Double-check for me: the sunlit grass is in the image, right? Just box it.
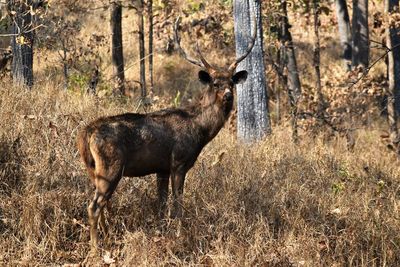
[0,82,399,266]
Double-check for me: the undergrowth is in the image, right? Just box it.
[0,84,399,266]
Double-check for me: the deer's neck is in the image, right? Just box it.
[195,102,232,143]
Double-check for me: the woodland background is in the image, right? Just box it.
[0,0,399,266]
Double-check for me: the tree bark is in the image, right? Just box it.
[8,0,34,88]
[313,0,324,113]
[352,0,369,68]
[388,0,400,114]
[335,0,352,71]
[148,0,154,95]
[110,0,125,95]
[61,39,68,90]
[137,0,146,98]
[386,0,400,153]
[280,0,301,142]
[233,0,271,142]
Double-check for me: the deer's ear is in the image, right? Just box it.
[198,70,212,84]
[232,70,248,84]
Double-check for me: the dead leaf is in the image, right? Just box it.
[103,251,115,264]
[212,151,226,166]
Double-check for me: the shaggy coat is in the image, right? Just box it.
[77,69,248,250]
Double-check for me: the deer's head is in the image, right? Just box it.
[197,68,247,115]
[174,18,256,115]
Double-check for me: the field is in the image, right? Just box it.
[1,1,400,266]
[0,83,399,266]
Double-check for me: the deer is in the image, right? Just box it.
[77,17,257,252]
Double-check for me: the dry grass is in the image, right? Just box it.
[1,1,399,266]
[0,81,399,267]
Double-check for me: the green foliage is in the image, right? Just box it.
[68,72,89,92]
[0,15,11,33]
[154,0,168,9]
[337,166,350,178]
[331,181,346,195]
[219,0,232,6]
[335,166,355,186]
[185,0,204,14]
[173,90,182,107]
[97,81,112,96]
[68,71,112,96]
[376,180,385,193]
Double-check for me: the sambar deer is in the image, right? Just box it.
[77,18,256,251]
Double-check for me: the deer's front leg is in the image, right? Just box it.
[170,170,186,218]
[157,173,170,219]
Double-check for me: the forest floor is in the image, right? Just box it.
[0,83,399,266]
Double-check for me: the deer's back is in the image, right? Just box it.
[85,110,205,177]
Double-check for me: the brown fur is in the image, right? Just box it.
[77,69,248,251]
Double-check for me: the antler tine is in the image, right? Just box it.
[173,17,204,68]
[195,41,213,72]
[228,13,258,72]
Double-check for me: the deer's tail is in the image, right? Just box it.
[77,126,96,181]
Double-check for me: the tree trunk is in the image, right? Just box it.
[335,0,352,71]
[352,0,369,68]
[148,0,154,95]
[137,0,146,98]
[280,0,301,143]
[8,0,34,88]
[387,0,400,114]
[233,0,271,142]
[313,0,324,114]
[386,0,400,153]
[61,39,68,90]
[110,0,125,95]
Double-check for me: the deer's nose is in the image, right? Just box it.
[223,91,233,102]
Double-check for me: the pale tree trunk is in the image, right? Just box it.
[8,0,34,88]
[352,0,369,68]
[385,0,400,154]
[110,0,125,95]
[137,0,146,98]
[280,0,301,143]
[233,0,271,142]
[335,0,352,71]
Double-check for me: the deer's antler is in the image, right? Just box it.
[174,17,214,73]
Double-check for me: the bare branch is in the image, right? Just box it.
[347,43,400,90]
[0,24,46,37]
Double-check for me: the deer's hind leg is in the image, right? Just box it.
[87,159,123,252]
[87,135,126,252]
[88,190,107,252]
[98,200,113,246]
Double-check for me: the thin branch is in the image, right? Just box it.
[298,111,351,133]
[346,43,400,90]
[105,53,154,82]
[368,36,388,48]
[0,24,46,37]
